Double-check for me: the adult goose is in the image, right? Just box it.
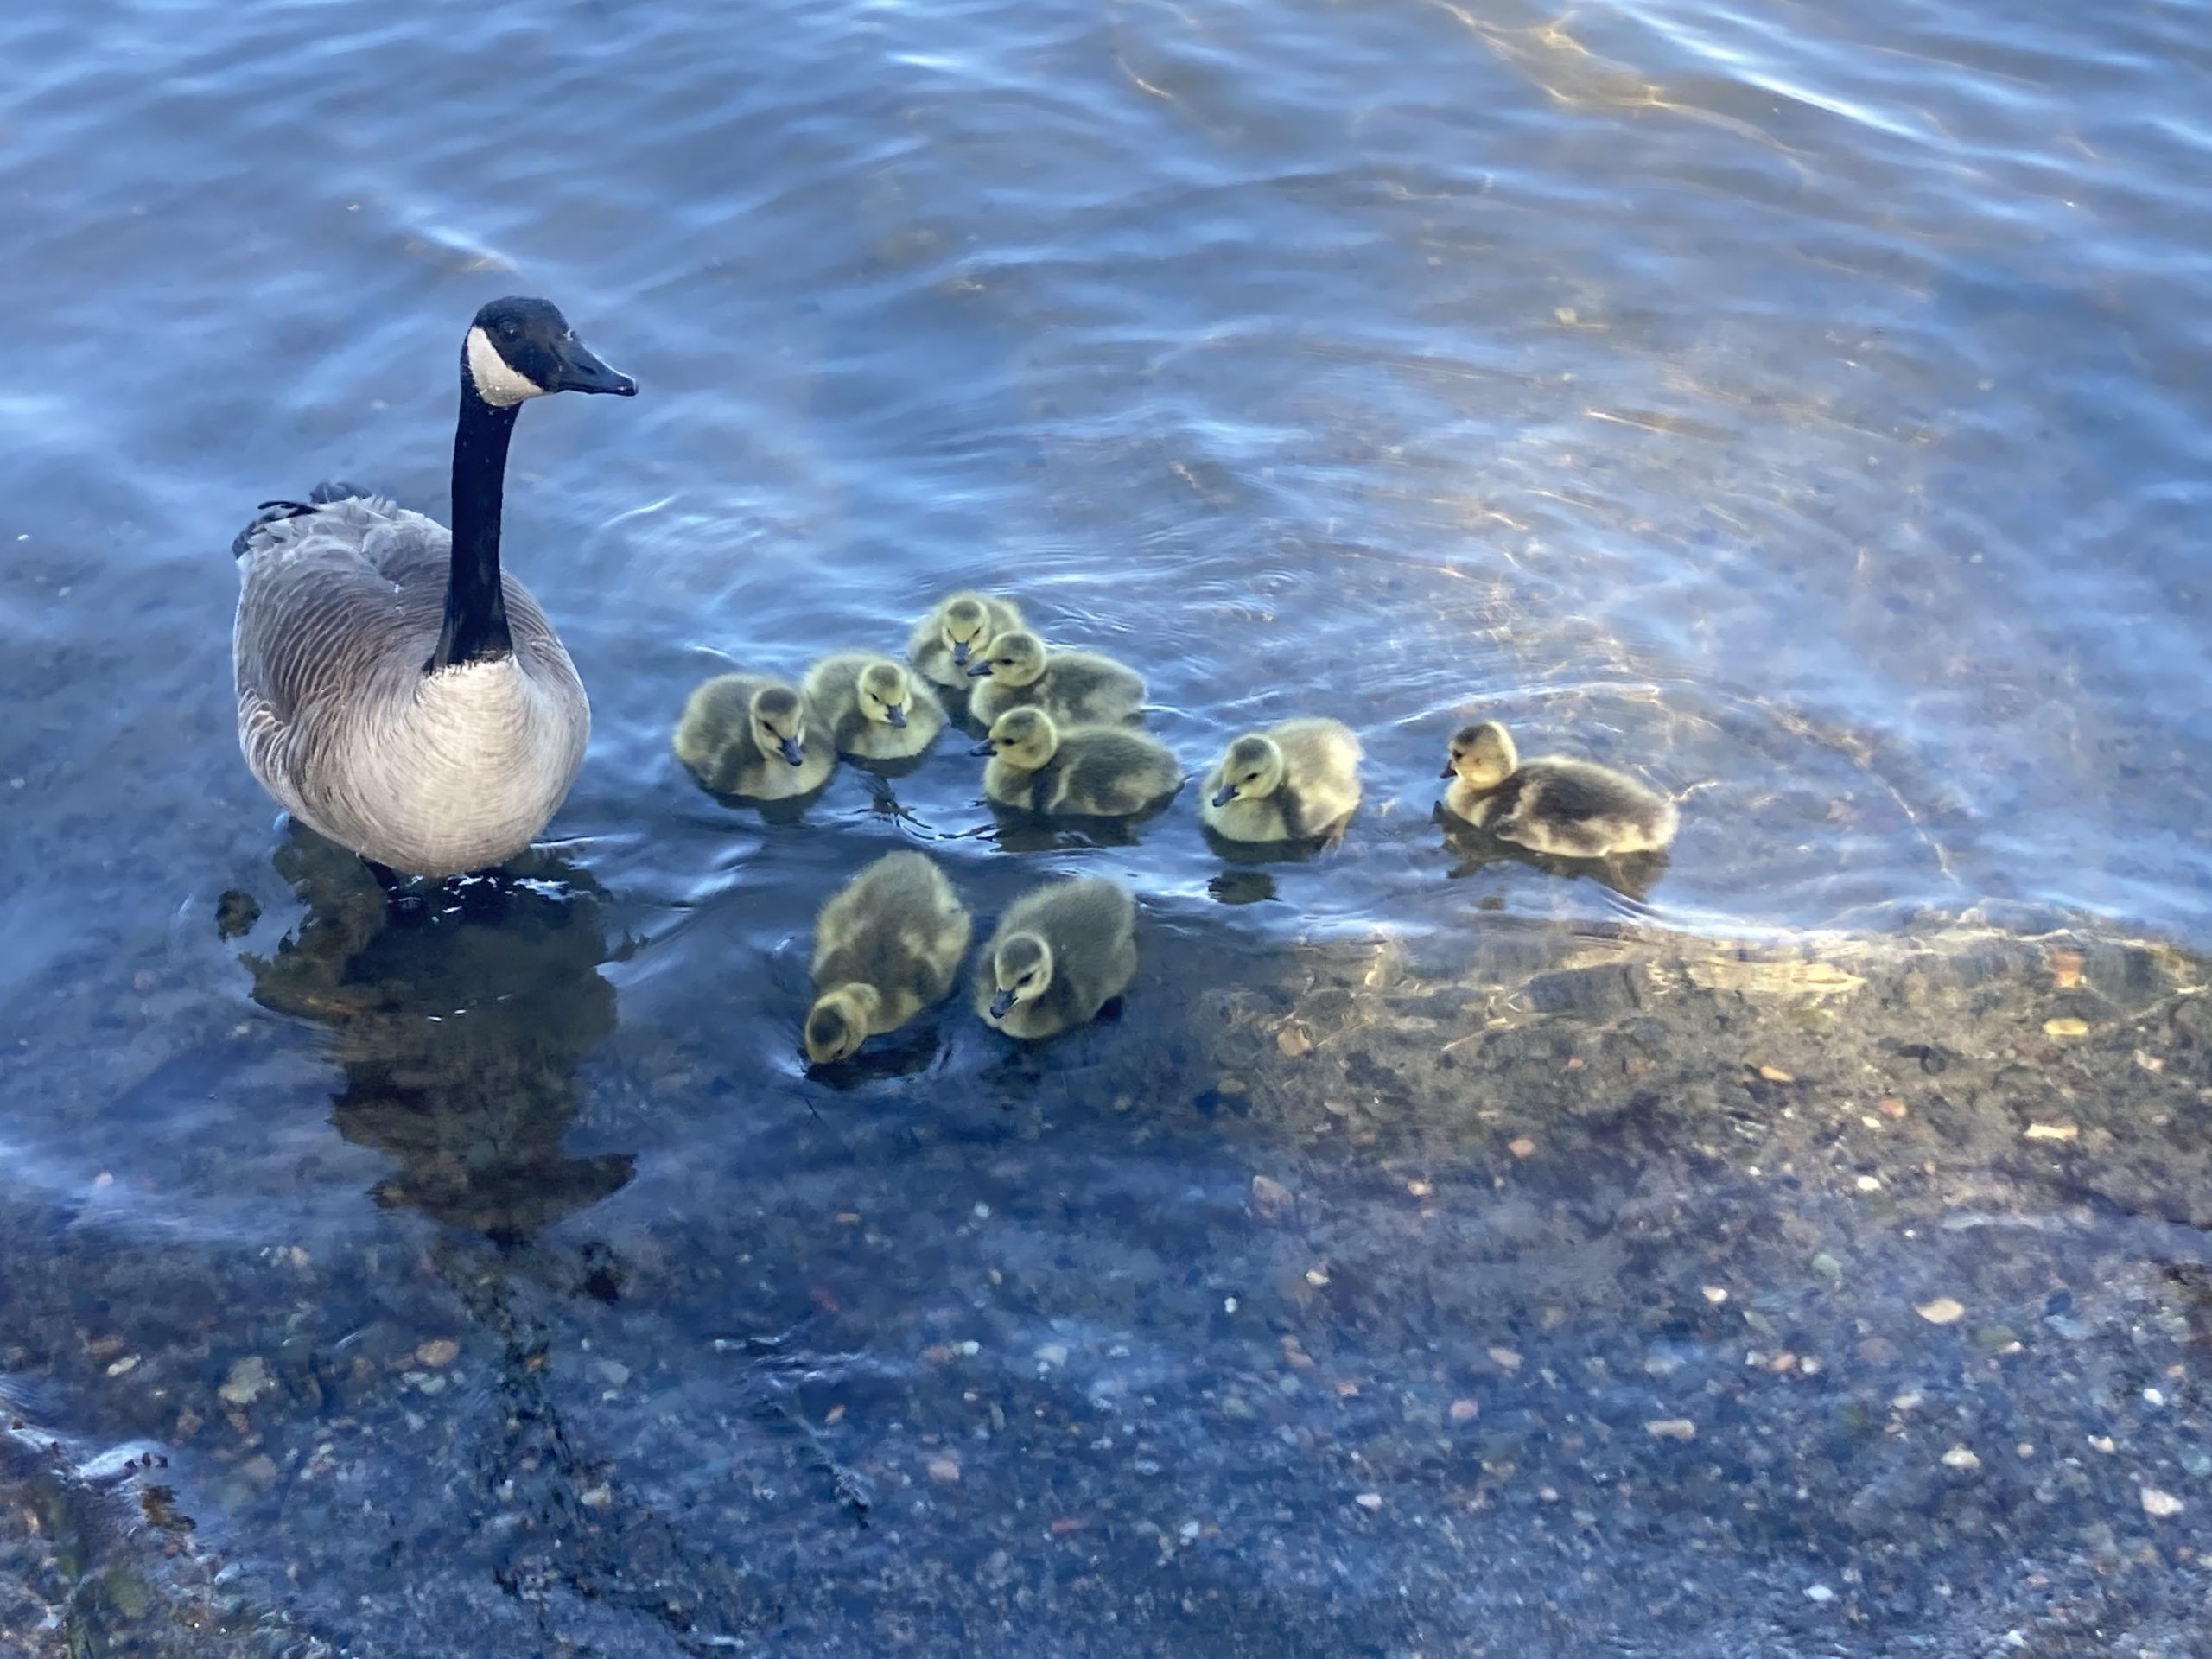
[231,296,635,887]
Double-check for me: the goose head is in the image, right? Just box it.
[970,706,1058,766]
[1209,734,1286,809]
[463,296,638,409]
[804,985,880,1065]
[855,658,918,729]
[1440,721,1516,787]
[750,683,810,766]
[986,932,1054,1021]
[936,594,998,669]
[965,629,1046,687]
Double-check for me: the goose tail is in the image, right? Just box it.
[229,480,374,559]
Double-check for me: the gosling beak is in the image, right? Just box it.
[1440,760,1458,779]
[885,704,907,729]
[549,334,638,397]
[778,735,805,766]
[964,659,994,678]
[1210,782,1239,809]
[988,988,1015,1020]
[969,739,997,758]
[951,640,971,668]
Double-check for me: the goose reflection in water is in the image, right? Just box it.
[237,830,636,1243]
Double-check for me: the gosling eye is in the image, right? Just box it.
[1244,772,1262,784]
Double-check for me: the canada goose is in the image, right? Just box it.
[672,673,835,799]
[231,296,635,881]
[966,630,1145,726]
[972,708,1180,817]
[908,591,1024,688]
[805,852,974,1063]
[1201,718,1362,842]
[801,652,944,760]
[1439,721,1678,857]
[975,877,1137,1040]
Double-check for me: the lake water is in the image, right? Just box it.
[4,0,2211,1653]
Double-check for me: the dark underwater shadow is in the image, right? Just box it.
[237,828,636,1244]
[1434,803,1671,904]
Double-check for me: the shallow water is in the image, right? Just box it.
[3,0,2212,1652]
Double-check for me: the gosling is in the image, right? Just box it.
[973,708,1180,817]
[976,877,1138,1040]
[908,591,1025,689]
[805,852,974,1063]
[803,652,945,760]
[1201,718,1362,843]
[966,629,1145,727]
[672,673,835,799]
[1439,721,1677,857]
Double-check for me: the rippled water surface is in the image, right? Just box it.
[5,0,2212,1653]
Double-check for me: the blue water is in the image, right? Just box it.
[3,0,2210,1652]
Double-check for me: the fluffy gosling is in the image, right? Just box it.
[1200,718,1362,843]
[805,852,974,1063]
[672,672,834,799]
[973,708,1180,817]
[1439,721,1677,857]
[966,630,1145,727]
[803,652,945,760]
[975,877,1137,1041]
[908,591,1025,689]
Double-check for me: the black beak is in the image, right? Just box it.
[988,988,1015,1020]
[778,735,805,766]
[964,659,994,678]
[1211,782,1238,809]
[885,705,907,728]
[951,640,971,667]
[1440,761,1458,779]
[550,335,638,397]
[969,740,996,758]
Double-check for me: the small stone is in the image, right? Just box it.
[927,1455,962,1485]
[1035,1343,1069,1368]
[1701,1286,1729,1306]
[1506,1137,1537,1160]
[219,1357,272,1407]
[2134,1049,2164,1074]
[1277,1027,1313,1058]
[2049,949,2082,989]
[823,1404,844,1426]
[1854,1175,1881,1192]
[1304,1267,1331,1287]
[240,1454,279,1489]
[1249,1174,1296,1224]
[1878,1096,1907,1118]
[2089,1436,2116,1454]
[1487,1345,1522,1372]
[2140,1487,2184,1519]
[1405,1179,1432,1198]
[579,1484,613,1508]
[1353,1491,1383,1511]
[1916,1298,1966,1325]
[105,1354,139,1377]
[1645,1418,1697,1442]
[2042,1017,2089,1038]
[1756,1065,1794,1083]
[1941,1446,1981,1471]
[2024,1122,2079,1142]
[593,1360,630,1388]
[1448,1398,1478,1423]
[92,1172,114,1189]
[1803,1584,1835,1605]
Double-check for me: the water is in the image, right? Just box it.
[4,0,2212,1653]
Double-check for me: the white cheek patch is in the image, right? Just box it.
[465,326,546,406]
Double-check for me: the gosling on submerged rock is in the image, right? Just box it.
[805,851,974,1064]
[1201,718,1362,843]
[1439,721,1677,857]
[973,708,1180,817]
[802,652,944,760]
[976,877,1137,1041]
[908,591,1025,689]
[672,673,834,799]
[966,630,1145,727]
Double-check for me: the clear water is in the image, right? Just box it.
[3,0,2211,1652]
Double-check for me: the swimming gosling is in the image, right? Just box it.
[973,708,1180,817]
[672,673,834,798]
[1201,718,1362,842]
[966,630,1145,726]
[803,652,944,760]
[908,591,1024,688]
[976,878,1137,1041]
[805,852,974,1063]
[1439,721,1677,857]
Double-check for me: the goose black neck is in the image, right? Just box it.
[431,383,522,671]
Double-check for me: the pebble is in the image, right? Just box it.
[219,1356,272,1408]
[1942,1446,1981,1471]
[1506,1137,1537,1160]
[1487,1345,1523,1372]
[1277,1027,1313,1058]
[415,1339,459,1368]
[1803,1585,1835,1605]
[1448,1399,1478,1423]
[580,1484,613,1509]
[105,1355,139,1378]
[2140,1487,2184,1519]
[1756,1065,1795,1083]
[1249,1174,1296,1224]
[2042,1017,2089,1038]
[1304,1267,1330,1287]
[2024,1122,2080,1142]
[1353,1491,1383,1511]
[927,1455,962,1485]
[1645,1418,1698,1442]
[1854,1176,1881,1192]
[1878,1096,1908,1117]
[1916,1297,1966,1325]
